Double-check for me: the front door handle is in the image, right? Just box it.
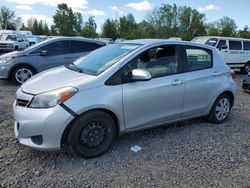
[171,79,184,85]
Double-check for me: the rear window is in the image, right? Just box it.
[243,41,250,50]
[185,46,213,72]
[229,41,242,50]
[70,41,104,53]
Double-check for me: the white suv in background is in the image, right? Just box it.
[0,33,28,52]
[192,36,250,73]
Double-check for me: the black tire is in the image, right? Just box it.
[67,111,116,158]
[208,94,232,124]
[12,66,35,85]
[240,62,250,74]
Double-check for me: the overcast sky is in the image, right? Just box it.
[1,0,250,32]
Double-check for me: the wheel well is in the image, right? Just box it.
[9,64,37,79]
[61,108,120,146]
[219,90,234,105]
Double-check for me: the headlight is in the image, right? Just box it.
[29,87,78,108]
[0,57,13,64]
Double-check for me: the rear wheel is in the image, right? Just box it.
[12,66,35,85]
[208,94,232,124]
[67,111,116,158]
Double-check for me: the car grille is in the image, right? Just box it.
[0,43,8,48]
[16,99,30,107]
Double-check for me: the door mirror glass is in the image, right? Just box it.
[40,50,48,56]
[131,69,151,81]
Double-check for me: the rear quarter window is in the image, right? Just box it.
[184,46,213,72]
[243,41,250,50]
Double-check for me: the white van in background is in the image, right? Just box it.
[192,36,250,73]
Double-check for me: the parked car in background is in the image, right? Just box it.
[25,35,42,46]
[0,33,28,52]
[96,38,114,44]
[115,38,125,42]
[242,72,250,92]
[0,37,105,84]
[192,36,250,73]
[13,39,237,158]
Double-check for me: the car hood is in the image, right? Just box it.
[21,66,97,95]
[0,50,21,58]
[0,40,15,44]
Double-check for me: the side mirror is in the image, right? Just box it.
[40,50,48,56]
[131,69,151,81]
[219,45,227,51]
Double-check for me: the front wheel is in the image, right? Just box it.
[67,111,116,158]
[12,66,35,85]
[208,94,232,124]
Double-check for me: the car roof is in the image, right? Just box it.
[48,36,106,45]
[121,39,214,50]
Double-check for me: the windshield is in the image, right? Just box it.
[0,34,17,41]
[73,43,141,76]
[205,38,218,47]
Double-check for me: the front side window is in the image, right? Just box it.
[185,46,213,72]
[32,40,70,56]
[70,41,104,53]
[217,40,227,49]
[243,41,250,50]
[73,43,141,76]
[229,41,242,50]
[124,45,178,78]
[0,34,17,41]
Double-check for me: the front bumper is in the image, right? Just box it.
[0,47,15,52]
[0,64,11,79]
[13,100,75,151]
[242,78,250,92]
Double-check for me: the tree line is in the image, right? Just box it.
[1,3,250,40]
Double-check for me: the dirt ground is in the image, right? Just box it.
[0,74,249,187]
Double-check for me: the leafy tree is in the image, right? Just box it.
[118,13,137,39]
[81,16,97,38]
[101,18,119,40]
[43,22,50,35]
[75,12,83,35]
[218,16,237,37]
[0,6,20,30]
[206,23,220,36]
[52,3,77,36]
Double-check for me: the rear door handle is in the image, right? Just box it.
[213,72,222,76]
[171,79,184,85]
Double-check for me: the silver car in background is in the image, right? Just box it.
[0,37,105,84]
[13,39,238,158]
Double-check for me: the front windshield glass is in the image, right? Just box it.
[205,38,218,47]
[0,34,17,41]
[73,43,141,76]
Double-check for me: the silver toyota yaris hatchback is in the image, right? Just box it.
[13,39,238,158]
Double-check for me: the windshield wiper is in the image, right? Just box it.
[65,63,82,73]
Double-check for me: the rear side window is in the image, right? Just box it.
[243,41,250,50]
[70,41,104,53]
[184,46,213,72]
[32,40,71,56]
[216,40,227,49]
[229,41,242,50]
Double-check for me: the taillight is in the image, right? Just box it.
[230,70,236,79]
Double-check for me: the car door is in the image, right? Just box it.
[216,39,230,64]
[181,45,215,117]
[30,40,71,71]
[69,40,105,62]
[122,45,185,130]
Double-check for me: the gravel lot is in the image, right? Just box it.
[0,75,249,187]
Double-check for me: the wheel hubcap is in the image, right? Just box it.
[80,122,106,148]
[215,98,230,121]
[15,68,33,84]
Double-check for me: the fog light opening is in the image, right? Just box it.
[31,135,43,145]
